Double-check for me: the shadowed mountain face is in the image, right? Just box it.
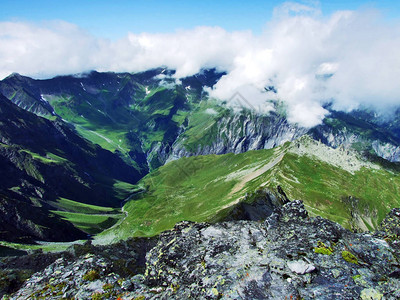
[0,69,230,171]
[0,94,144,242]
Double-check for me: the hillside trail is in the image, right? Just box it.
[228,151,285,197]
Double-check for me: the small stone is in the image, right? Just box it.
[360,288,383,300]
[87,280,104,292]
[287,260,316,275]
[62,271,72,279]
[62,291,73,299]
[331,269,340,278]
[120,279,133,290]
[353,274,368,287]
[212,287,219,296]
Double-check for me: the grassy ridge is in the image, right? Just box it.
[268,153,400,229]
[98,148,277,240]
[98,140,400,242]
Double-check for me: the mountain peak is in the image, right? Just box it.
[4,72,26,81]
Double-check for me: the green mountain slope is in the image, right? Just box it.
[0,70,225,171]
[1,70,400,246]
[0,94,143,242]
[2,70,400,173]
[98,136,400,242]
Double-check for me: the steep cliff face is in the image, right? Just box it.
[310,126,400,162]
[148,111,307,166]
[5,201,400,299]
[371,141,400,162]
[169,112,306,159]
[311,110,400,162]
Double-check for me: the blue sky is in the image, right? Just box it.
[1,0,399,39]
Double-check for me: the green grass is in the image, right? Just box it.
[74,125,130,154]
[113,180,136,199]
[171,109,189,124]
[19,150,67,164]
[48,94,135,157]
[98,140,400,242]
[48,197,123,235]
[52,211,122,235]
[98,147,278,240]
[0,240,86,253]
[50,197,119,214]
[270,153,400,229]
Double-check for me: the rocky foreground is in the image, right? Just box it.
[2,200,400,299]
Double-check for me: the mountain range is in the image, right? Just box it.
[1,68,400,299]
[0,69,399,244]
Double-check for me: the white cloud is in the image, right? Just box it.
[208,4,400,126]
[0,2,400,127]
[0,21,100,78]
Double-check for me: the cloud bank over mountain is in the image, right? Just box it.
[1,2,399,127]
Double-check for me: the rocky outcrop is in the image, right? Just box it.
[375,208,400,253]
[152,112,307,166]
[5,200,400,299]
[372,141,400,162]
[311,127,400,163]
[310,110,400,163]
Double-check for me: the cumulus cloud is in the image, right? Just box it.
[0,21,101,78]
[0,2,400,127]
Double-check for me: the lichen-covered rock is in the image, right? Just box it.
[142,200,400,299]
[378,208,400,236]
[0,249,70,299]
[9,253,127,299]
[376,208,400,253]
[6,201,400,299]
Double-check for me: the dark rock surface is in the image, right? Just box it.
[224,188,288,221]
[3,200,400,299]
